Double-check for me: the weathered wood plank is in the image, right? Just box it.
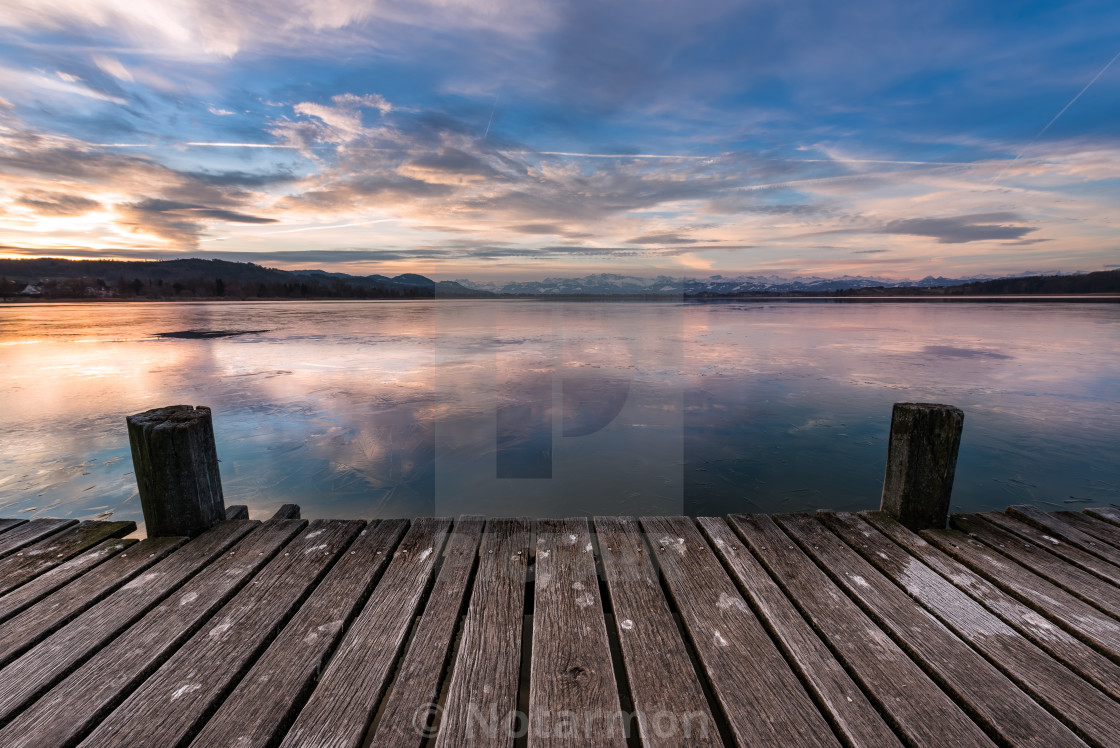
[0,519,303,747]
[821,510,1120,747]
[0,520,28,536]
[271,504,301,520]
[191,519,407,748]
[951,514,1120,617]
[0,521,135,597]
[435,518,531,748]
[0,520,78,560]
[700,516,899,748]
[80,520,364,747]
[280,517,451,748]
[641,516,840,748]
[980,511,1120,585]
[923,525,1120,662]
[598,516,720,747]
[0,519,259,726]
[0,538,137,626]
[0,536,182,665]
[861,510,1120,701]
[224,505,249,520]
[369,516,483,748]
[1054,511,1120,549]
[775,513,1085,748]
[529,518,625,746]
[729,513,992,748]
[1009,506,1120,567]
[1084,507,1120,527]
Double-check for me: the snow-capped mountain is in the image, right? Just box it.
[452,272,1016,296]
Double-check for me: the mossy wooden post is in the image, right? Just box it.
[880,403,963,531]
[127,405,226,538]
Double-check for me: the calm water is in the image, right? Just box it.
[1,299,1118,533]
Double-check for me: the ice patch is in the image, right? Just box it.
[418,547,432,562]
[179,591,198,607]
[713,630,729,647]
[850,575,871,589]
[620,619,634,631]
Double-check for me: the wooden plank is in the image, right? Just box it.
[922,526,1120,663]
[598,516,720,747]
[820,510,1120,747]
[0,536,182,665]
[0,519,77,560]
[369,516,483,748]
[640,516,840,748]
[0,519,259,726]
[0,520,28,536]
[775,513,1085,748]
[435,519,530,748]
[529,518,625,746]
[1009,506,1120,567]
[729,513,993,748]
[1054,511,1120,549]
[224,505,249,520]
[951,514,1120,618]
[193,519,407,748]
[0,521,135,597]
[271,504,301,520]
[279,517,451,748]
[1084,507,1120,526]
[861,510,1120,701]
[980,511,1120,585]
[0,538,137,627]
[0,519,303,747]
[700,517,900,748]
[80,520,364,748]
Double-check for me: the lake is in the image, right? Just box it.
[1,299,1117,533]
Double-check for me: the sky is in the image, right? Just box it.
[0,0,1118,281]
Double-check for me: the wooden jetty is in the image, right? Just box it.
[0,404,1118,746]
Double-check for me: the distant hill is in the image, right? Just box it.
[0,258,488,300]
[2,257,1115,300]
[832,269,1120,297]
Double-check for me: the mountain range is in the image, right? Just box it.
[1,258,1115,299]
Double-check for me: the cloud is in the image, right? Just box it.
[625,232,701,245]
[14,190,101,216]
[207,105,235,116]
[876,213,1037,244]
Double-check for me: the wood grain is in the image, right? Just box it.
[729,513,991,748]
[598,516,721,747]
[436,518,530,748]
[701,516,900,748]
[369,516,483,748]
[1054,511,1120,549]
[861,510,1120,701]
[951,514,1120,617]
[81,520,364,748]
[821,510,1120,747]
[923,525,1120,662]
[0,536,182,666]
[529,518,624,747]
[776,512,1084,748]
[0,538,138,626]
[641,516,840,748]
[0,520,304,748]
[191,519,407,748]
[982,510,1120,584]
[0,519,259,727]
[0,520,78,560]
[0,520,28,536]
[0,521,134,597]
[279,517,451,748]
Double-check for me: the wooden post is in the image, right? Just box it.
[880,403,963,531]
[127,405,226,538]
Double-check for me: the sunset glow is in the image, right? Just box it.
[1,1,1118,281]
